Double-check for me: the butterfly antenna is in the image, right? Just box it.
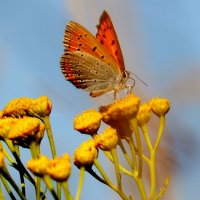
[129,72,148,86]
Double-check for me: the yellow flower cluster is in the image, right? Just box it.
[72,93,171,167]
[0,96,53,150]
[2,96,52,119]
[27,153,71,182]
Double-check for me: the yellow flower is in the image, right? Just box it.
[74,109,102,134]
[3,97,32,117]
[149,98,170,117]
[47,153,71,182]
[2,96,52,119]
[137,103,151,126]
[74,139,98,167]
[0,118,19,140]
[31,96,52,118]
[9,117,45,148]
[94,127,118,151]
[27,154,50,177]
[99,94,140,125]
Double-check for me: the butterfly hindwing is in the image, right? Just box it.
[61,51,120,93]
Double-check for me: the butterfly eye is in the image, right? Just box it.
[78,43,82,46]
[101,55,104,59]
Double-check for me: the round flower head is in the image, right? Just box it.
[74,139,98,167]
[74,109,102,134]
[27,154,50,177]
[99,94,140,125]
[47,153,71,182]
[149,98,170,117]
[3,97,32,117]
[9,117,44,148]
[31,96,52,118]
[137,103,151,126]
[94,127,118,151]
[0,118,19,140]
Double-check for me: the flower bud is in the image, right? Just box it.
[9,117,44,148]
[99,94,140,125]
[74,109,102,134]
[47,153,71,182]
[149,98,170,117]
[27,155,50,177]
[31,96,52,118]
[74,139,98,167]
[137,103,151,126]
[95,127,118,151]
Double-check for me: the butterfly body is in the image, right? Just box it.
[60,11,131,97]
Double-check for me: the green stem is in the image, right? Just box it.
[103,151,133,177]
[130,118,143,178]
[75,166,85,200]
[5,140,35,186]
[62,182,73,200]
[1,166,26,200]
[1,175,13,200]
[42,116,60,199]
[29,142,41,200]
[136,178,148,200]
[42,116,56,158]
[141,125,155,199]
[0,179,4,200]
[118,139,133,169]
[111,148,121,189]
[93,159,129,200]
[13,144,26,196]
[43,175,59,200]
[125,137,137,175]
[149,151,156,199]
[154,116,165,151]
[1,143,15,164]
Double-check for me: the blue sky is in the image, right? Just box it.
[1,1,200,199]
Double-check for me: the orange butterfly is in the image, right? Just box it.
[60,11,133,98]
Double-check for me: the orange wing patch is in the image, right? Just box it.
[96,11,125,72]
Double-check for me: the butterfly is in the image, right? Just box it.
[60,10,133,98]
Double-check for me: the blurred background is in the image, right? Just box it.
[1,0,200,199]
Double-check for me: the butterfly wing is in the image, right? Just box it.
[61,51,121,97]
[96,11,125,72]
[62,21,119,71]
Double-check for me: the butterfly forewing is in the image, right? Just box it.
[96,11,125,72]
[63,21,119,70]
